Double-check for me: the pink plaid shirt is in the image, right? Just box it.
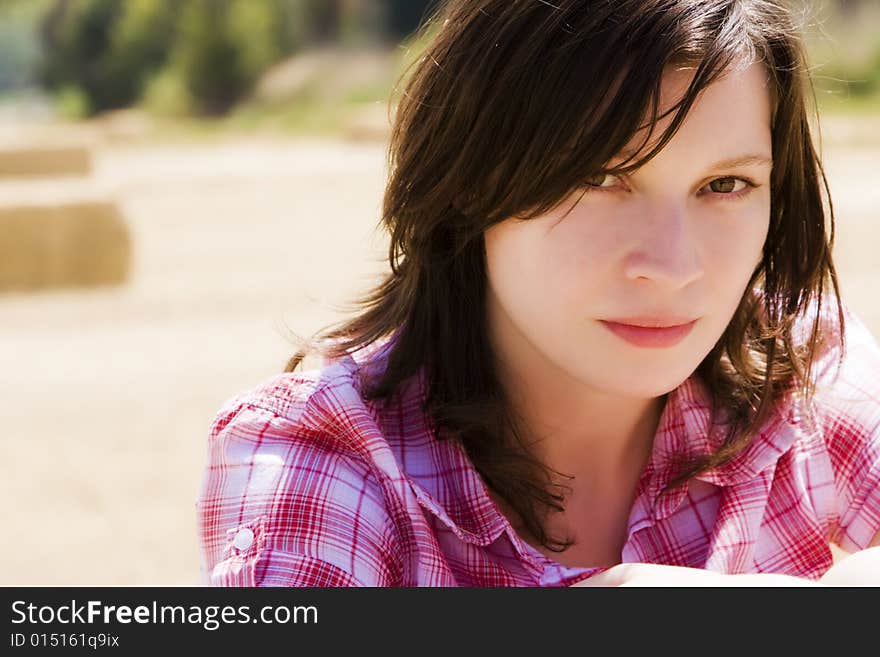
[196,300,880,586]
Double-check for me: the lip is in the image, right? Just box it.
[598,318,698,348]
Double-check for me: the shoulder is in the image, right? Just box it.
[204,367,379,482]
[208,330,402,463]
[196,361,408,587]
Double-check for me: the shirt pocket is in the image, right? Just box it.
[209,514,270,587]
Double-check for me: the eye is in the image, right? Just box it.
[582,173,758,198]
[706,177,744,193]
[702,176,757,200]
[583,172,622,190]
[581,173,759,201]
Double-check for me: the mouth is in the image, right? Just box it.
[598,318,698,348]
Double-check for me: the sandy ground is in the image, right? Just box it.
[1,115,879,585]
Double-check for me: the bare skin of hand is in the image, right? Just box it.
[570,563,818,587]
[818,546,880,586]
[571,544,880,586]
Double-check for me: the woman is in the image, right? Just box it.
[196,0,880,586]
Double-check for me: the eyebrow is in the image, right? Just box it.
[615,149,773,170]
[705,154,773,169]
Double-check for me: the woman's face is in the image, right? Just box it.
[484,62,773,399]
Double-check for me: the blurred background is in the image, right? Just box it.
[0,0,877,585]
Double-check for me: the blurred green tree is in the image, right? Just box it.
[171,0,305,116]
[39,0,177,114]
[105,0,179,98]
[39,0,316,117]
[300,0,341,43]
[383,0,439,40]
[227,0,283,87]
[40,0,122,113]
[0,0,51,91]
[170,0,243,116]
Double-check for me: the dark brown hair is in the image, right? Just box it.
[283,0,844,553]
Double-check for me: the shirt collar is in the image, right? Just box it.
[335,331,804,545]
[379,363,550,575]
[641,372,804,520]
[387,366,511,547]
[329,333,510,548]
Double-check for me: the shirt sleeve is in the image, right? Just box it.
[813,308,880,553]
[195,392,405,587]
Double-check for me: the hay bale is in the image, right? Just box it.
[0,146,92,177]
[0,202,131,293]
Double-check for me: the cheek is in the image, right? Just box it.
[698,209,768,282]
[541,210,626,288]
[695,210,769,329]
[492,212,620,289]
[485,224,558,312]
[484,216,619,339]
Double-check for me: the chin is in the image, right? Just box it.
[597,363,697,399]
[617,378,687,399]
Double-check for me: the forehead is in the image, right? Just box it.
[615,61,773,164]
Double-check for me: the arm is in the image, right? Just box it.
[570,564,820,587]
[197,398,403,587]
[571,530,880,587]
[819,530,880,586]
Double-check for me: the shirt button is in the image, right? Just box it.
[233,528,254,551]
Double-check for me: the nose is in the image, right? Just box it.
[622,206,704,289]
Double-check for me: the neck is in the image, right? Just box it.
[504,366,665,485]
[489,319,665,485]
